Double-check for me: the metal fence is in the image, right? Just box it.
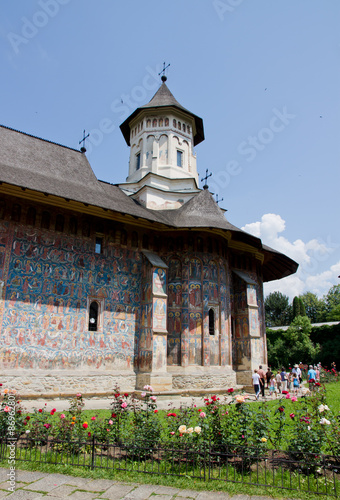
[0,436,338,497]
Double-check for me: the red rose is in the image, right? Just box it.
[88,432,91,437]
[278,407,284,413]
[154,410,158,413]
[111,413,116,418]
[38,409,43,413]
[82,423,88,429]
[26,416,30,421]
[227,388,234,393]
[124,393,129,397]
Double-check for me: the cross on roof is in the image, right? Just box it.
[201,169,212,189]
[216,193,224,204]
[159,62,170,82]
[79,130,90,153]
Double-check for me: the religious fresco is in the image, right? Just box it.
[152,297,167,332]
[249,308,260,337]
[0,225,142,371]
[153,334,166,371]
[247,284,257,306]
[153,268,166,295]
[137,259,153,372]
[166,257,182,365]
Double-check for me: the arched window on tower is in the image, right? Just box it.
[89,301,99,331]
[153,118,157,127]
[209,309,215,336]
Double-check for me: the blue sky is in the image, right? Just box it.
[1,0,339,300]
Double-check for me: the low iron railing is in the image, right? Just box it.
[0,436,338,497]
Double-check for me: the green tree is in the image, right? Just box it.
[265,291,292,327]
[324,284,340,321]
[292,296,306,319]
[284,316,320,366]
[299,292,326,323]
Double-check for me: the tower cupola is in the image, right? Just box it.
[119,80,205,210]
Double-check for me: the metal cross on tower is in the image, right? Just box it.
[159,62,170,82]
[201,169,212,190]
[79,130,90,153]
[216,193,224,204]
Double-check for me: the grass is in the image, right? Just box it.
[1,453,337,500]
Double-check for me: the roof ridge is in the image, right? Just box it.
[0,124,81,153]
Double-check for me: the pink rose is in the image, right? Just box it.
[60,414,65,419]
[91,416,96,421]
[108,420,113,425]
[76,393,82,397]
[199,412,206,418]
[121,402,127,408]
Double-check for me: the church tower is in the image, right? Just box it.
[119,76,204,210]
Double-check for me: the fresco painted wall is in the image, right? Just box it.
[0,222,141,372]
[165,252,230,368]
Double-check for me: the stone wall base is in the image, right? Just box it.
[236,370,252,386]
[168,366,237,390]
[1,367,239,398]
[136,372,173,391]
[1,370,137,398]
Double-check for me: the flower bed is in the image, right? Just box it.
[1,384,340,472]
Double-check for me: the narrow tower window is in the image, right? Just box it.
[177,150,183,167]
[209,309,215,336]
[136,153,141,170]
[89,301,99,331]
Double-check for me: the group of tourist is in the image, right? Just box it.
[251,361,333,399]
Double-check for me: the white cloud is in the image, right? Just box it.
[242,213,340,299]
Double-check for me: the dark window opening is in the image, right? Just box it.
[41,211,51,230]
[142,234,149,249]
[89,301,99,331]
[69,216,78,235]
[136,153,141,170]
[55,214,64,232]
[26,207,36,226]
[11,204,21,222]
[121,230,127,245]
[132,231,138,248]
[95,237,103,254]
[209,309,215,336]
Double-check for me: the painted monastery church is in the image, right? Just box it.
[0,77,298,396]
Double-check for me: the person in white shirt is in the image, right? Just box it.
[252,369,261,400]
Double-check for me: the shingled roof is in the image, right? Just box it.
[0,125,162,223]
[0,124,298,282]
[120,82,204,147]
[153,188,261,246]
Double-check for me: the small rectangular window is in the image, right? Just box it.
[95,237,103,254]
[136,153,141,170]
[177,150,183,167]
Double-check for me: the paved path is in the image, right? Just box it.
[0,468,297,499]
